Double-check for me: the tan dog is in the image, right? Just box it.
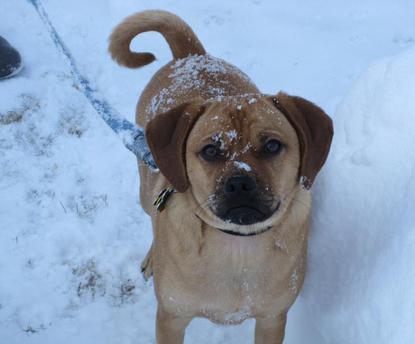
[109,10,333,344]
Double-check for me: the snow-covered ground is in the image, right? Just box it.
[1,0,415,343]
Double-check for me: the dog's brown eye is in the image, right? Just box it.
[264,139,282,155]
[200,144,219,161]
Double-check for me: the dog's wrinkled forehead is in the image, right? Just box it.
[189,96,293,152]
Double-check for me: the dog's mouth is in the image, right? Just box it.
[211,200,280,227]
[193,200,280,237]
[223,206,267,225]
[217,225,273,237]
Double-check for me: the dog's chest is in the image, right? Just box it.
[159,262,268,323]
[155,232,300,322]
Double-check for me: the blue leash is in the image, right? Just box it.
[27,0,157,170]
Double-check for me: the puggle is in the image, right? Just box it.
[109,10,333,344]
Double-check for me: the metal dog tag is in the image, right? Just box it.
[154,187,175,212]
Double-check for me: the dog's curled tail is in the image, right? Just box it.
[109,10,206,68]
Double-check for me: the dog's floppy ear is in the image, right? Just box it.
[271,92,333,189]
[145,101,206,192]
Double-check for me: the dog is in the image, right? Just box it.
[109,10,333,344]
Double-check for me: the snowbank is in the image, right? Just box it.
[303,47,415,343]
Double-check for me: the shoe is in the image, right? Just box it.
[0,36,23,79]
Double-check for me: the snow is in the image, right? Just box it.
[226,129,238,141]
[304,47,415,344]
[1,0,415,343]
[148,54,255,116]
[233,161,252,172]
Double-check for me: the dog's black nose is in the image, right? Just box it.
[224,175,257,197]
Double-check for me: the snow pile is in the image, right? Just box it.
[303,47,415,344]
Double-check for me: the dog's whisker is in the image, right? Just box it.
[184,196,216,222]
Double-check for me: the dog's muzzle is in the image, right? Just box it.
[212,174,275,226]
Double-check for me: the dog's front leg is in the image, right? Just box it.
[156,308,191,344]
[254,313,287,344]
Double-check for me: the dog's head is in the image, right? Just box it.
[146,93,333,235]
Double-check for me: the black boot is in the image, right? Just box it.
[0,36,23,79]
